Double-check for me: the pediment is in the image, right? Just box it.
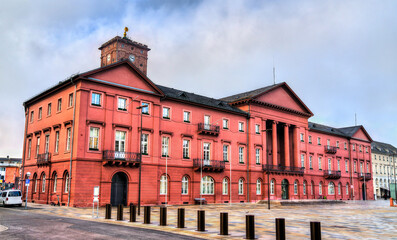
[352,127,372,142]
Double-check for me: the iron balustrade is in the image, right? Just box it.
[324,146,337,154]
[262,164,304,175]
[103,150,141,162]
[37,152,51,165]
[357,172,371,181]
[198,123,220,135]
[323,170,341,179]
[193,158,225,172]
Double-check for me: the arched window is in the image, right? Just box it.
[303,181,307,195]
[319,182,323,195]
[294,180,298,195]
[311,181,314,195]
[33,173,38,193]
[41,173,46,192]
[338,182,341,195]
[328,182,335,195]
[53,172,57,192]
[181,176,189,195]
[256,179,261,195]
[160,175,168,195]
[346,183,349,195]
[238,178,244,195]
[64,172,69,193]
[375,178,378,187]
[201,176,214,194]
[222,178,228,195]
[270,179,275,195]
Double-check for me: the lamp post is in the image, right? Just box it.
[136,105,143,215]
[262,128,272,210]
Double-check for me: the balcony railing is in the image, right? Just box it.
[323,170,341,179]
[193,158,225,172]
[103,150,141,167]
[357,172,371,181]
[324,146,337,154]
[198,123,220,136]
[37,152,51,166]
[262,164,304,175]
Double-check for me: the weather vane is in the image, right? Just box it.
[123,27,129,38]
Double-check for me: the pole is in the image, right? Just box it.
[137,106,143,215]
[25,182,29,209]
[200,141,203,208]
[165,154,168,205]
[268,165,270,209]
[230,149,232,206]
[393,154,397,202]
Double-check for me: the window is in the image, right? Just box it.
[338,182,341,195]
[64,173,69,193]
[89,127,99,150]
[345,160,349,173]
[204,115,210,129]
[47,103,51,116]
[201,176,214,194]
[328,158,332,171]
[319,182,322,195]
[294,181,298,195]
[318,157,322,170]
[344,142,347,150]
[203,143,210,164]
[366,162,369,173]
[55,131,59,153]
[326,139,330,146]
[303,181,307,195]
[359,145,362,152]
[336,141,339,148]
[44,135,50,153]
[223,145,229,162]
[301,154,305,168]
[328,182,335,195]
[346,183,349,195]
[223,119,229,129]
[337,159,340,171]
[309,156,313,169]
[107,54,111,62]
[238,122,244,132]
[162,107,170,119]
[222,178,228,195]
[183,140,190,159]
[38,107,42,120]
[34,175,38,192]
[36,137,40,156]
[270,179,275,195]
[42,174,46,192]
[239,147,244,163]
[255,124,260,134]
[183,111,190,122]
[91,92,101,106]
[317,137,321,145]
[30,111,34,122]
[365,146,368,153]
[115,131,126,155]
[66,128,71,151]
[160,175,168,195]
[141,102,149,114]
[68,93,73,107]
[352,144,356,151]
[300,133,304,142]
[360,162,363,173]
[27,139,32,159]
[255,149,260,164]
[161,136,170,157]
[182,176,189,195]
[256,179,261,195]
[53,173,57,192]
[308,135,312,144]
[354,160,357,172]
[141,133,149,155]
[238,178,244,195]
[118,98,127,111]
[57,98,62,112]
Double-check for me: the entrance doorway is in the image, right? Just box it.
[281,179,289,200]
[362,183,366,200]
[111,172,128,206]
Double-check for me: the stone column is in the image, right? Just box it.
[272,121,278,166]
[293,126,299,167]
[284,124,290,167]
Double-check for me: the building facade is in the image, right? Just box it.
[21,35,374,207]
[0,156,21,190]
[371,141,397,199]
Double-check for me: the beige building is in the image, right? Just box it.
[371,141,397,199]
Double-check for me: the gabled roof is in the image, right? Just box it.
[309,122,373,142]
[371,141,397,155]
[220,83,283,102]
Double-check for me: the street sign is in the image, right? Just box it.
[25,179,30,184]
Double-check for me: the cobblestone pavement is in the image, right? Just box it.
[8,200,397,239]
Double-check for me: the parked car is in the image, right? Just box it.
[0,190,22,207]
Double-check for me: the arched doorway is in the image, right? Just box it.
[281,179,289,200]
[111,172,128,206]
[362,183,366,200]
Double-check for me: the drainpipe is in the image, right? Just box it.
[246,105,250,202]
[21,106,29,192]
[348,138,353,199]
[67,78,78,207]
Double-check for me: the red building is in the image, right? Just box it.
[21,35,374,207]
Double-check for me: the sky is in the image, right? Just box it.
[1,0,397,157]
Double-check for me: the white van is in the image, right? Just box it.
[0,190,22,207]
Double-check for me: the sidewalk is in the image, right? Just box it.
[16,200,397,239]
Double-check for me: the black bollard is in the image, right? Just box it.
[310,222,321,240]
[117,204,123,221]
[105,204,111,219]
[197,210,205,232]
[160,206,167,226]
[144,206,151,224]
[220,212,228,235]
[129,204,136,222]
[246,215,255,239]
[276,218,285,240]
[177,208,185,228]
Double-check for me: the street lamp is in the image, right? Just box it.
[262,128,272,210]
[136,105,143,215]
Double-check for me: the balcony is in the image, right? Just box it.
[262,164,304,175]
[37,153,51,166]
[323,170,341,179]
[324,146,337,154]
[193,159,225,172]
[357,172,371,181]
[198,123,220,136]
[103,150,141,167]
